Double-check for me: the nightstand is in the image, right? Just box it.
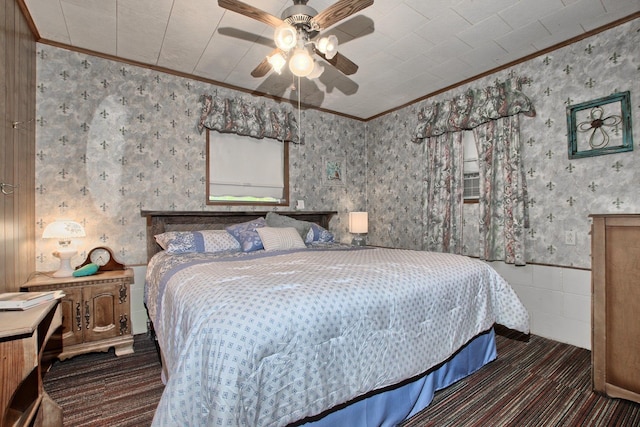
[22,269,134,360]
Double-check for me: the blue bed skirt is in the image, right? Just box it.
[302,328,497,427]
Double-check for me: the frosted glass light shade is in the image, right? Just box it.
[267,52,287,74]
[289,48,315,77]
[42,220,86,242]
[42,220,86,277]
[274,24,297,51]
[317,35,339,59]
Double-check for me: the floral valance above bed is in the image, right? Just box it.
[198,94,300,144]
[412,77,536,142]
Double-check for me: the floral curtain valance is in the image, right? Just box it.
[198,94,300,143]
[412,77,535,142]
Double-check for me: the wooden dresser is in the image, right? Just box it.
[0,300,62,427]
[590,214,640,403]
[22,270,134,360]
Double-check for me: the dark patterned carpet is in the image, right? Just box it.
[44,331,640,426]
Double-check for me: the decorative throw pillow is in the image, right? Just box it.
[265,212,312,239]
[305,223,335,243]
[165,232,198,254]
[154,230,241,254]
[225,217,267,252]
[200,230,241,252]
[154,231,180,250]
[256,227,307,251]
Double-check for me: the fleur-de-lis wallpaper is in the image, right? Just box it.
[35,46,366,269]
[366,19,639,268]
[36,19,638,270]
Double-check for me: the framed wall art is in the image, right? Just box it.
[567,91,633,159]
[322,156,345,186]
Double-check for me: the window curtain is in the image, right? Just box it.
[413,77,534,264]
[197,94,300,143]
[473,115,529,265]
[423,132,464,253]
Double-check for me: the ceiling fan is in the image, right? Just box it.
[218,0,374,79]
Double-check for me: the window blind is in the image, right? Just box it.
[209,132,284,201]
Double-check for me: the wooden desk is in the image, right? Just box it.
[0,300,63,426]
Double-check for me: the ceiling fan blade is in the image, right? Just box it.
[251,58,272,78]
[218,0,284,28]
[315,50,359,75]
[311,0,374,30]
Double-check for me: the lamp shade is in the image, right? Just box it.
[349,212,368,234]
[289,48,315,77]
[274,24,297,51]
[42,220,86,240]
[319,35,338,59]
[42,220,86,277]
[267,52,287,74]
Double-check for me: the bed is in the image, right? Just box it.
[141,210,529,427]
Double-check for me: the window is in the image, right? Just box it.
[206,131,289,206]
[463,131,480,202]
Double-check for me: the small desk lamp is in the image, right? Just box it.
[349,212,368,246]
[42,220,86,277]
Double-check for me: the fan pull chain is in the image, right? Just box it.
[298,75,302,145]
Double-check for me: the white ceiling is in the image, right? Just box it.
[22,0,639,120]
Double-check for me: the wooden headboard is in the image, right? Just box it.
[140,210,337,262]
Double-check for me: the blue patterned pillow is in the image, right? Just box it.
[165,232,199,254]
[225,217,267,252]
[156,230,241,254]
[305,223,335,243]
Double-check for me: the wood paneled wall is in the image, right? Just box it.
[1,0,36,292]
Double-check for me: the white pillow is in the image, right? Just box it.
[256,227,306,251]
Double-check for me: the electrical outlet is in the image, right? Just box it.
[564,230,576,245]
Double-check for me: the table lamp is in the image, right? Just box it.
[349,212,368,246]
[42,220,86,277]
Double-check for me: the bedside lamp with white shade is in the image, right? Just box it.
[42,220,86,277]
[349,212,368,246]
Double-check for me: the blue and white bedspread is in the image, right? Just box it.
[146,247,529,427]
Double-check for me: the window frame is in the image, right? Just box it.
[462,130,480,204]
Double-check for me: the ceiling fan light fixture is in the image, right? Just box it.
[219,0,373,80]
[324,35,338,59]
[317,35,339,59]
[274,24,297,51]
[316,37,328,53]
[289,48,314,77]
[267,52,287,74]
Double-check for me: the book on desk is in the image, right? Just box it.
[0,290,65,310]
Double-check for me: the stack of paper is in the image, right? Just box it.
[0,290,65,310]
